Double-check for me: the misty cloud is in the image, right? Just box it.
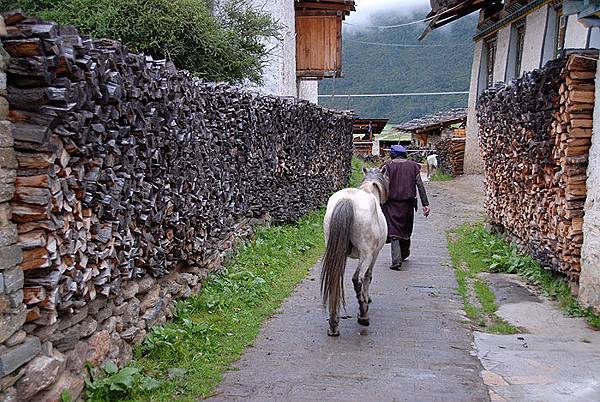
[345,0,431,27]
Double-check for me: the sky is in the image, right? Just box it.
[345,0,432,26]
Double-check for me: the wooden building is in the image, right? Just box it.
[376,124,412,157]
[395,108,467,148]
[295,0,355,79]
[421,0,600,173]
[245,0,355,103]
[352,118,388,156]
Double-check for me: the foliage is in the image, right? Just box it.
[84,361,160,402]
[0,0,280,84]
[348,156,378,188]
[429,172,453,182]
[130,208,327,400]
[319,10,476,123]
[449,223,600,329]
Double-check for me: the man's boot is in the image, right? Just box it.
[400,238,411,261]
[390,239,402,270]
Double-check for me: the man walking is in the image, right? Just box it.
[382,145,430,270]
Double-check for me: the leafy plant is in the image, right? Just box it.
[130,208,328,399]
[449,223,600,329]
[429,172,453,182]
[85,361,160,401]
[1,0,280,84]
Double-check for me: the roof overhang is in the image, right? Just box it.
[352,118,389,135]
[419,0,499,40]
[295,0,356,18]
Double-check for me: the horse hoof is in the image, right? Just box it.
[357,316,370,326]
[327,328,340,337]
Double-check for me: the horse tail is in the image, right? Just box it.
[321,198,354,319]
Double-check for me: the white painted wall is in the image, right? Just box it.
[249,0,297,97]
[245,0,320,102]
[523,6,549,72]
[297,80,318,103]
[579,63,600,314]
[590,27,600,49]
[564,14,589,49]
[494,26,512,83]
[464,40,484,174]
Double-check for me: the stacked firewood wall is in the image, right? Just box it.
[478,52,597,281]
[435,137,465,176]
[0,12,352,400]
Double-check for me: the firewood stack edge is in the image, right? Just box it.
[478,51,597,282]
[0,12,352,400]
[435,137,466,176]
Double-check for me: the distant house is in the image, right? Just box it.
[394,108,467,148]
[242,0,355,103]
[372,124,412,157]
[352,118,388,156]
[422,0,600,173]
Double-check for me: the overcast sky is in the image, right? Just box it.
[346,0,431,26]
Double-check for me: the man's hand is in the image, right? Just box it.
[423,206,430,217]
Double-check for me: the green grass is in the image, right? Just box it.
[448,223,600,331]
[349,156,378,188]
[114,210,327,401]
[429,172,454,182]
[448,225,518,334]
[85,160,367,401]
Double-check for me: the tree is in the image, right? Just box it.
[1,0,281,84]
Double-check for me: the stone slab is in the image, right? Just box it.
[0,337,41,377]
[3,266,22,293]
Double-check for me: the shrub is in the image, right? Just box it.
[1,0,280,84]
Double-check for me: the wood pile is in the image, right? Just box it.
[435,137,465,176]
[477,52,597,281]
[1,12,352,327]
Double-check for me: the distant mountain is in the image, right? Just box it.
[318,11,478,124]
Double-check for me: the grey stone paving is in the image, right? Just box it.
[210,213,489,401]
[477,274,600,402]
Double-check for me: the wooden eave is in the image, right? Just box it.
[419,0,499,39]
[295,0,356,19]
[352,118,389,135]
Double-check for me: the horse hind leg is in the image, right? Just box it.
[355,255,373,326]
[328,313,340,337]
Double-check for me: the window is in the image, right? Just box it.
[554,8,567,58]
[514,22,526,78]
[485,37,497,87]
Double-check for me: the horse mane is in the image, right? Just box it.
[359,170,389,204]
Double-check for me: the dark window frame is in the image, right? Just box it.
[554,7,567,59]
[485,36,497,88]
[514,20,526,78]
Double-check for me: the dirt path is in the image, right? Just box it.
[425,174,486,232]
[210,179,489,401]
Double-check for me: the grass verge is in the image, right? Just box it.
[448,223,600,332]
[83,157,372,401]
[84,210,326,401]
[349,156,378,188]
[429,172,453,182]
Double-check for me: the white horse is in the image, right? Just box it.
[426,154,438,178]
[321,167,389,336]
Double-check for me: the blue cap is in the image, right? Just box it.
[390,144,406,156]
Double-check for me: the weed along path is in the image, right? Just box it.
[210,212,488,401]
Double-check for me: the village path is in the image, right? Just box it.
[209,176,489,402]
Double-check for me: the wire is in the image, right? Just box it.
[318,91,469,98]
[343,17,430,29]
[341,1,466,30]
[345,39,466,48]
